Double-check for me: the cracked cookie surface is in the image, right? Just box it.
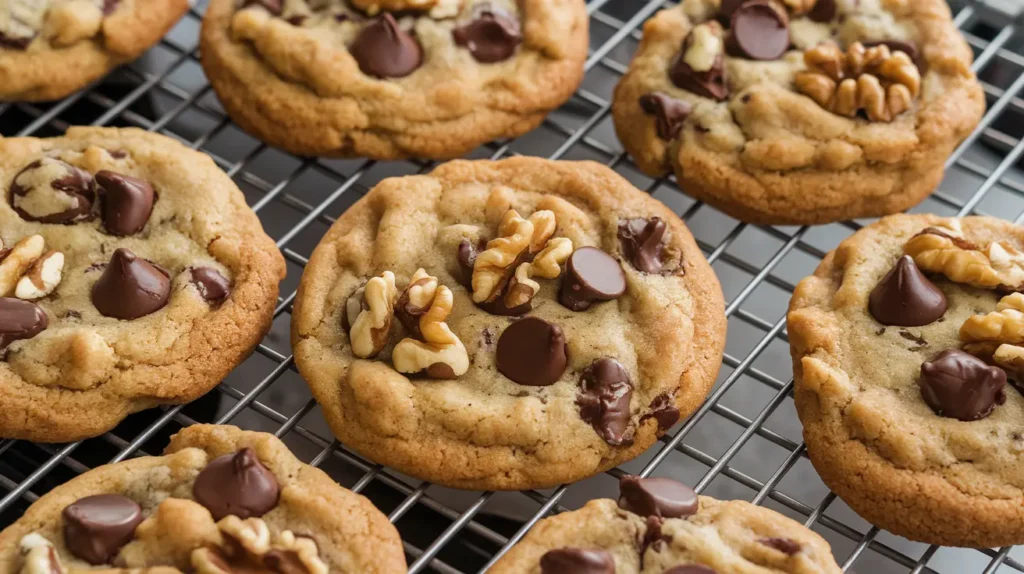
[789,214,1024,547]
[200,0,588,160]
[0,127,284,443]
[291,158,726,490]
[489,475,842,573]
[612,0,984,225]
[0,424,406,572]
[0,0,189,101]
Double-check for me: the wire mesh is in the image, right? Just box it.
[1,1,1023,572]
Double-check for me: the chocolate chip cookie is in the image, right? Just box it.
[0,0,189,102]
[0,424,406,572]
[489,475,842,573]
[789,214,1024,547]
[200,0,588,160]
[291,158,727,490]
[0,127,285,443]
[612,0,985,225]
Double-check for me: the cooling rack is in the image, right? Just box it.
[1,1,1023,572]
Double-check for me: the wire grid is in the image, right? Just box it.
[0,0,1023,572]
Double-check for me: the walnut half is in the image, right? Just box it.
[904,224,1024,291]
[0,235,65,300]
[348,271,399,359]
[191,516,328,574]
[393,269,469,379]
[18,533,65,574]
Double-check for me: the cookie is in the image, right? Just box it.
[789,214,1024,547]
[0,0,189,102]
[199,0,588,160]
[0,127,285,443]
[291,158,726,490]
[489,475,842,573]
[611,0,985,225]
[0,424,406,572]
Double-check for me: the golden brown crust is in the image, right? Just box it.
[292,158,727,490]
[199,0,588,160]
[612,0,985,225]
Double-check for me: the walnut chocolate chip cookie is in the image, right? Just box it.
[0,0,189,102]
[0,127,285,443]
[292,158,726,490]
[199,0,588,160]
[612,0,985,225]
[789,214,1024,547]
[0,425,406,572]
[489,475,842,573]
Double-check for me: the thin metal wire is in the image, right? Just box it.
[0,1,1022,573]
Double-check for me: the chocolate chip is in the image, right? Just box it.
[190,267,231,305]
[618,475,699,518]
[0,298,48,349]
[868,255,947,327]
[760,537,801,555]
[244,0,282,15]
[577,358,634,445]
[426,362,458,380]
[62,494,143,565]
[559,247,627,312]
[669,41,729,101]
[919,349,1007,421]
[639,92,693,140]
[642,515,672,553]
[193,448,280,521]
[717,0,748,21]
[287,15,307,26]
[618,218,668,274]
[665,567,718,574]
[644,393,680,432]
[10,159,95,224]
[453,4,522,63]
[95,171,155,236]
[496,317,568,386]
[350,14,423,78]
[91,249,170,320]
[806,0,836,22]
[539,548,614,574]
[728,0,790,61]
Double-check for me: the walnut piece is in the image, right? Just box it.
[218,515,271,554]
[351,0,460,17]
[781,0,817,15]
[472,209,571,306]
[0,235,65,300]
[45,0,104,47]
[272,531,329,574]
[795,42,920,122]
[683,21,724,73]
[504,237,573,308]
[191,516,328,574]
[904,226,1024,290]
[393,270,469,379]
[961,293,1024,344]
[18,533,65,574]
[15,251,64,300]
[348,271,399,359]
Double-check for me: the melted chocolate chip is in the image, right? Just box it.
[727,0,790,61]
[669,40,730,101]
[496,317,568,386]
[193,448,281,521]
[539,548,615,574]
[91,248,170,320]
[639,92,693,140]
[644,393,680,432]
[919,349,1007,421]
[95,170,155,236]
[560,247,627,311]
[618,475,699,518]
[642,515,672,553]
[350,14,423,78]
[190,267,231,305]
[63,494,143,565]
[0,298,48,348]
[577,358,634,445]
[453,4,522,63]
[457,238,487,288]
[244,0,283,15]
[665,567,718,574]
[10,159,95,224]
[760,537,801,555]
[868,255,947,327]
[619,218,668,274]
[806,0,836,22]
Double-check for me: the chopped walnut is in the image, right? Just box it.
[348,271,399,359]
[961,293,1024,344]
[18,534,65,574]
[795,42,920,122]
[904,226,1024,290]
[350,0,459,17]
[0,235,65,300]
[683,21,724,73]
[505,238,573,308]
[192,516,328,574]
[218,515,271,554]
[272,531,329,574]
[393,272,469,379]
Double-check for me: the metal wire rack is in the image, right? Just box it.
[1,0,1023,572]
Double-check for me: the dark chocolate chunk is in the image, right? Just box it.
[639,92,693,140]
[496,316,568,386]
[919,349,1007,421]
[727,0,790,61]
[670,41,729,101]
[806,0,836,23]
[717,0,748,21]
[560,247,627,312]
[868,255,947,327]
[91,248,170,320]
[10,159,95,224]
[577,358,634,445]
[95,170,155,236]
[644,393,680,432]
[190,267,231,305]
[619,218,668,274]
[193,448,281,520]
[539,548,615,574]
[0,297,48,348]
[453,4,522,63]
[618,475,699,519]
[350,14,423,78]
[62,494,143,565]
